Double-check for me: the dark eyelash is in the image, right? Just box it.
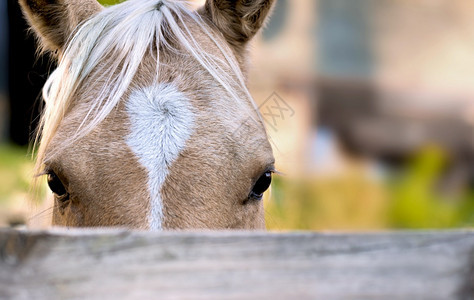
[34,168,51,178]
[271,169,284,176]
[266,165,283,176]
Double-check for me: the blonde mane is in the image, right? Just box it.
[34,0,262,175]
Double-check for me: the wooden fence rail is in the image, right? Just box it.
[1,229,473,299]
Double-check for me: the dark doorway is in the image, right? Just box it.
[7,0,55,145]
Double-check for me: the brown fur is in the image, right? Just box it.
[202,0,275,51]
[21,0,275,230]
[19,0,102,56]
[199,0,275,74]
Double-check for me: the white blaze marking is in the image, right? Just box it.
[126,83,195,230]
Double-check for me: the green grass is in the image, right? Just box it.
[265,146,474,231]
[0,144,34,205]
[265,169,388,230]
[98,0,126,6]
[388,147,474,229]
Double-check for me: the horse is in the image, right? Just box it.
[19,0,275,230]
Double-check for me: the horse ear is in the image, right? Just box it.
[202,0,275,50]
[18,0,102,55]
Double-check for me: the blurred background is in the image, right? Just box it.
[1,0,474,230]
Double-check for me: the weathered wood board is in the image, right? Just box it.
[0,229,473,299]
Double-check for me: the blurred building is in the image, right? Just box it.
[247,0,474,188]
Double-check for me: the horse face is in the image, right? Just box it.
[20,0,275,229]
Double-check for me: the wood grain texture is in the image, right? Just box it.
[0,229,473,299]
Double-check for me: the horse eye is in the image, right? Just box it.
[47,172,68,199]
[249,171,272,201]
